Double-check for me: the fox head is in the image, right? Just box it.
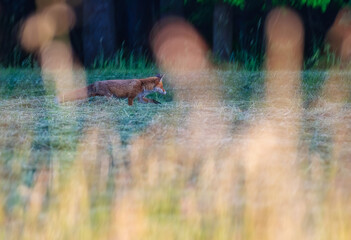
[141,74,167,95]
[154,74,167,95]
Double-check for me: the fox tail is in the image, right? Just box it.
[57,84,94,103]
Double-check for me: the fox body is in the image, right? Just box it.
[57,75,166,106]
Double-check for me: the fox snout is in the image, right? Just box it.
[155,86,166,95]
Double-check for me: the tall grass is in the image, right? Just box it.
[91,45,154,71]
[1,71,351,239]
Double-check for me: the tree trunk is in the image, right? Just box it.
[213,3,233,60]
[126,0,153,55]
[83,0,116,67]
[160,0,183,17]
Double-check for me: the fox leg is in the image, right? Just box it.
[138,96,148,104]
[128,97,134,106]
[138,96,160,104]
[145,97,161,104]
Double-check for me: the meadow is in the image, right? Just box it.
[1,67,350,239]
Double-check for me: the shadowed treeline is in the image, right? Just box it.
[0,0,347,68]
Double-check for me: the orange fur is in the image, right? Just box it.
[57,75,166,106]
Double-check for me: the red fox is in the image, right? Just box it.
[57,74,167,106]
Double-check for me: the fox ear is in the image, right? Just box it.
[156,73,164,79]
[159,74,165,83]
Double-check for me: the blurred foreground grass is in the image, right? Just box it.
[1,69,351,239]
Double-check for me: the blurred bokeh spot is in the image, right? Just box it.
[20,14,55,52]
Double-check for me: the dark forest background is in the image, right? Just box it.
[0,0,349,68]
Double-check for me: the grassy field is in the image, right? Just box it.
[1,68,351,239]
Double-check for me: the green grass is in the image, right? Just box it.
[0,68,339,167]
[1,68,351,239]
